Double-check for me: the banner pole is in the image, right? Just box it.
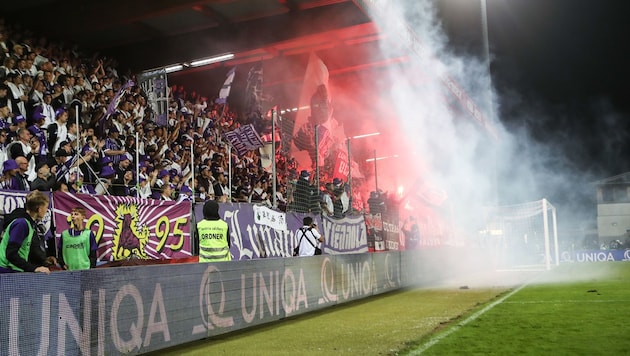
[347,138,352,214]
[228,145,232,201]
[135,132,140,198]
[271,108,277,208]
[315,125,319,189]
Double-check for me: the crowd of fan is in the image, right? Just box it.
[0,18,355,216]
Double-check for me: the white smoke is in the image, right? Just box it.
[360,0,600,274]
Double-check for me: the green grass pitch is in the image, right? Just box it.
[150,262,630,355]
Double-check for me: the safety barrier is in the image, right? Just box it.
[0,249,463,355]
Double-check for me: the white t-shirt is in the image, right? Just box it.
[297,226,322,256]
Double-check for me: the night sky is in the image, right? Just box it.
[438,0,630,178]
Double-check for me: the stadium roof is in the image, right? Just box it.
[4,0,402,77]
[5,0,415,122]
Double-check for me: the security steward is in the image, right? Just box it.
[197,200,231,262]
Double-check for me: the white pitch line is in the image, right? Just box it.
[503,300,630,304]
[409,283,528,355]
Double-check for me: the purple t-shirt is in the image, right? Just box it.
[7,218,30,246]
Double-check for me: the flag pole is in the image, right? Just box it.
[271,108,277,208]
[315,124,319,189]
[347,137,352,214]
[75,105,80,154]
[228,145,232,201]
[135,132,140,198]
[374,149,378,193]
[190,134,195,201]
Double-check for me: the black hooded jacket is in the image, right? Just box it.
[200,200,230,247]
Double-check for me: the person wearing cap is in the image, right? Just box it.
[30,161,56,191]
[67,167,95,195]
[56,140,74,158]
[103,126,126,165]
[289,170,319,213]
[0,191,52,274]
[27,111,49,158]
[0,159,20,190]
[153,168,171,190]
[95,165,116,195]
[197,200,231,262]
[10,114,27,131]
[47,107,68,154]
[177,184,194,203]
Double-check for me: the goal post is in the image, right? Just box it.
[481,199,559,270]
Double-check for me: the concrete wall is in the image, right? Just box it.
[597,203,630,240]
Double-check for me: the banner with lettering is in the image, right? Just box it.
[0,189,53,239]
[137,68,168,127]
[193,203,367,259]
[333,149,365,179]
[381,212,401,251]
[253,205,287,231]
[561,249,630,263]
[52,192,192,261]
[320,214,368,254]
[0,250,413,354]
[223,124,264,156]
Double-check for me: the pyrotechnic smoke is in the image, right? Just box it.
[357,0,599,280]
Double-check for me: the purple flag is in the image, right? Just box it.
[223,124,264,156]
[106,80,135,117]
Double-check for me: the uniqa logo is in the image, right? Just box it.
[192,265,234,335]
[576,252,616,262]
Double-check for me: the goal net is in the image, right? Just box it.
[480,199,559,270]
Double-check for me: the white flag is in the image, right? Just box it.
[253,205,287,231]
[216,67,236,104]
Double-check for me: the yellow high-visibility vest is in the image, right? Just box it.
[197,219,231,262]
